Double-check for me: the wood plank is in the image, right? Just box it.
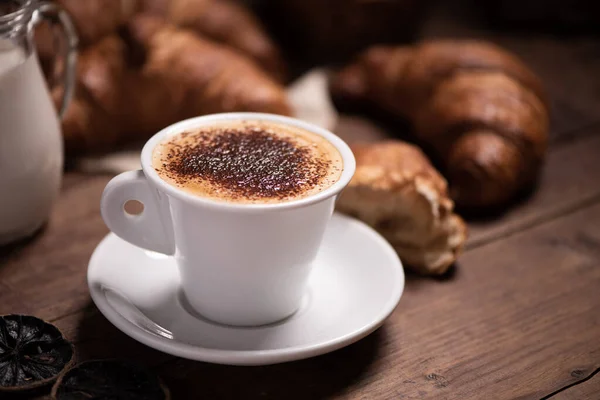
[382,203,600,399]
[0,117,597,399]
[0,161,597,398]
[3,168,597,399]
[551,370,600,399]
[146,202,600,399]
[1,141,598,399]
[0,132,598,399]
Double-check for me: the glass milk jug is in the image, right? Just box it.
[0,0,77,245]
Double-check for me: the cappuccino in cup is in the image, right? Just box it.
[152,121,343,204]
[101,113,355,326]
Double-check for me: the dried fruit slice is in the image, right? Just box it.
[0,314,75,392]
[51,359,170,399]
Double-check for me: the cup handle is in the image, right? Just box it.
[31,1,78,118]
[101,170,175,255]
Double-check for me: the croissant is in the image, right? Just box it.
[331,40,550,208]
[139,0,287,80]
[125,16,291,128]
[336,140,467,275]
[59,17,291,154]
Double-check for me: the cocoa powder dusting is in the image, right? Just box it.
[160,126,332,201]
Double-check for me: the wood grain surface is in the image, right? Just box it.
[552,372,600,400]
[2,114,599,399]
[2,2,600,399]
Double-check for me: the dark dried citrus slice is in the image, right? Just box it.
[51,359,170,400]
[0,314,75,392]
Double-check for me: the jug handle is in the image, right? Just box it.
[31,2,78,118]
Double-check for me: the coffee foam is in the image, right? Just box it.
[153,121,343,204]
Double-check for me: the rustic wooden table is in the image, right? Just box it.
[2,6,600,400]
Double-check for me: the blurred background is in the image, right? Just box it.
[34,0,600,156]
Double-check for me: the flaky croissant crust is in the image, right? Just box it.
[337,140,467,274]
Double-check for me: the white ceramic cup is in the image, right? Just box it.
[100,113,356,326]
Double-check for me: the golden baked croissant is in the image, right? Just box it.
[337,141,467,274]
[331,40,550,208]
[125,16,291,128]
[59,17,291,154]
[139,0,287,80]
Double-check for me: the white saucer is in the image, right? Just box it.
[88,213,404,366]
